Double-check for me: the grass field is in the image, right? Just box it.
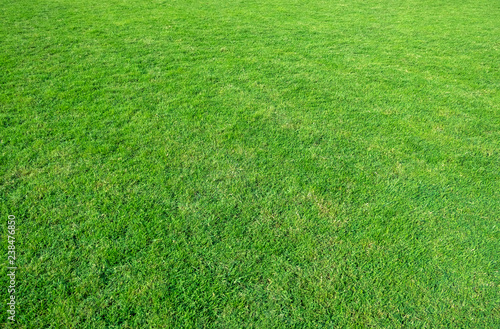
[1,0,499,327]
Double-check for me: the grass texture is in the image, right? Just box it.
[1,0,499,327]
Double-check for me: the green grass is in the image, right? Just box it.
[1,0,499,327]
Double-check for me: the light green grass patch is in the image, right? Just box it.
[1,0,499,327]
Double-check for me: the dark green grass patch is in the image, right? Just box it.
[1,0,499,327]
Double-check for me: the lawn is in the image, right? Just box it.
[1,0,499,327]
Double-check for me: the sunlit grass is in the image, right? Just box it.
[1,0,499,327]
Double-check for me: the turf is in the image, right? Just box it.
[1,0,499,327]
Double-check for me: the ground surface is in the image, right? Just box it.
[1,0,499,327]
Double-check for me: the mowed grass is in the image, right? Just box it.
[1,0,499,327]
